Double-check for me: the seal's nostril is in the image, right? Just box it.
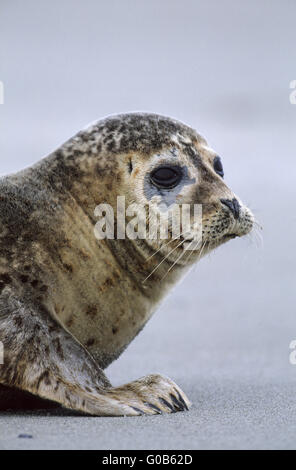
[232,198,241,219]
[220,198,240,220]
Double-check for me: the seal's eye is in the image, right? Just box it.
[213,156,224,178]
[150,166,182,189]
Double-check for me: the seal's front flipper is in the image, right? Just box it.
[105,374,191,415]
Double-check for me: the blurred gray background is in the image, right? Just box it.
[0,0,295,450]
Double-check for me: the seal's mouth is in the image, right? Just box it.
[223,233,238,240]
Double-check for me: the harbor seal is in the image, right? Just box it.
[0,113,253,416]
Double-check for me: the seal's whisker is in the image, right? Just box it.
[145,229,193,262]
[160,239,197,282]
[183,244,198,267]
[247,216,263,249]
[253,227,264,249]
[246,230,261,249]
[142,238,187,283]
[186,239,207,266]
[178,239,206,277]
[190,241,208,276]
[253,219,263,231]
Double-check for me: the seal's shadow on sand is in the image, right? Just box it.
[0,384,85,416]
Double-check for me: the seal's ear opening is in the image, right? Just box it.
[128,159,133,174]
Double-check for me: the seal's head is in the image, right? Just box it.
[49,113,254,270]
[85,113,253,263]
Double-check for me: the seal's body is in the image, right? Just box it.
[0,113,253,415]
